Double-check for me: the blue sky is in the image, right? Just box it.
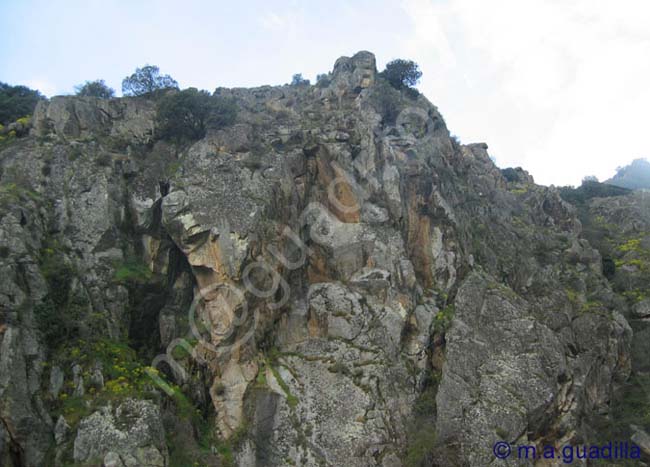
[2,0,650,186]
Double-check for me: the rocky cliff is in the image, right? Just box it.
[0,51,647,467]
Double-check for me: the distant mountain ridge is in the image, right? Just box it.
[606,158,650,189]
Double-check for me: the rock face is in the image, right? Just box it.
[0,51,646,466]
[437,273,630,465]
[73,399,166,466]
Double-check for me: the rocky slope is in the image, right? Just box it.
[0,51,647,467]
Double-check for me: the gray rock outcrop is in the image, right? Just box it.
[0,51,645,466]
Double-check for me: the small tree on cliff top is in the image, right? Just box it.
[75,80,115,99]
[380,59,422,90]
[122,65,178,96]
[156,88,237,142]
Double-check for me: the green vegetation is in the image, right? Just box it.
[113,259,153,283]
[315,73,330,87]
[564,287,612,318]
[53,339,157,427]
[380,59,422,91]
[156,88,237,142]
[35,240,82,348]
[52,339,224,467]
[122,64,178,96]
[290,73,310,86]
[0,114,32,144]
[170,338,198,360]
[168,436,196,467]
[74,79,115,98]
[510,187,528,195]
[559,180,630,206]
[370,80,402,125]
[214,423,249,467]
[593,372,650,461]
[622,289,648,303]
[579,299,609,316]
[582,201,650,299]
[615,258,646,270]
[613,373,650,430]
[565,287,581,308]
[0,181,41,207]
[270,364,299,408]
[501,167,521,183]
[433,304,455,334]
[0,81,44,125]
[612,236,650,272]
[256,351,299,408]
[403,369,440,467]
[0,126,15,145]
[16,116,30,126]
[404,427,437,467]
[157,372,232,467]
[618,238,642,253]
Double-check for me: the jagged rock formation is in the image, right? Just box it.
[0,51,647,467]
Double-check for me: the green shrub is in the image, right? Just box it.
[290,73,310,86]
[52,339,160,429]
[370,80,402,125]
[501,167,520,183]
[113,259,152,283]
[559,180,630,205]
[75,80,115,98]
[433,304,455,333]
[35,242,83,348]
[316,73,330,87]
[15,116,30,126]
[379,59,422,90]
[156,88,237,142]
[58,394,91,427]
[207,95,238,129]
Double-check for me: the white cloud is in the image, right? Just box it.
[260,12,287,31]
[259,8,303,38]
[24,78,59,97]
[400,0,650,185]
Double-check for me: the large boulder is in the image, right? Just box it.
[31,96,156,143]
[73,399,167,466]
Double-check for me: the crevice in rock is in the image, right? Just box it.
[159,179,170,197]
[0,417,24,467]
[120,183,196,356]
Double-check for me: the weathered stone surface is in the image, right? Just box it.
[73,399,167,465]
[436,273,564,465]
[0,50,643,467]
[32,96,156,143]
[329,50,377,96]
[632,425,650,457]
[49,365,64,398]
[54,415,70,445]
